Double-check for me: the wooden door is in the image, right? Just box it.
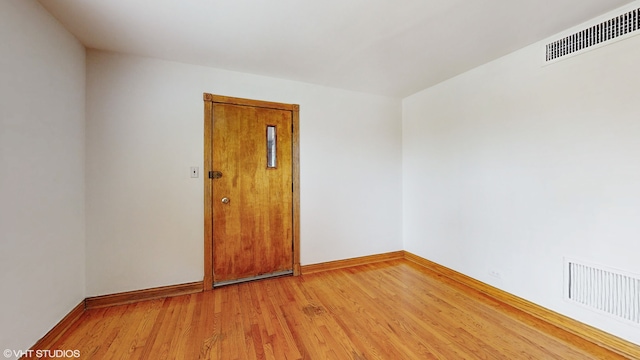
[203,94,300,288]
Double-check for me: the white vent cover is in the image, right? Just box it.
[546,8,640,62]
[565,259,640,325]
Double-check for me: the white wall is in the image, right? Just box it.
[0,0,86,356]
[86,51,403,296]
[402,3,640,344]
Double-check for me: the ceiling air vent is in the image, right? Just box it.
[546,7,640,62]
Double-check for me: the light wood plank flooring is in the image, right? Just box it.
[43,260,628,359]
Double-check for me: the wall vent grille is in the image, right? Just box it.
[566,259,640,324]
[546,8,640,61]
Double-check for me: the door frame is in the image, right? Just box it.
[202,93,301,291]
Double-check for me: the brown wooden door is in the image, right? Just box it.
[207,96,296,286]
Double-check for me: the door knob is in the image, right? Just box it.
[221,197,230,204]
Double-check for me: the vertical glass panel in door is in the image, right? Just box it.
[267,126,276,168]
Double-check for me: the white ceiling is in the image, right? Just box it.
[39,0,633,98]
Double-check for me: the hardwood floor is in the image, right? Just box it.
[43,260,629,359]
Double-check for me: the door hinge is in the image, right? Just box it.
[208,171,214,179]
